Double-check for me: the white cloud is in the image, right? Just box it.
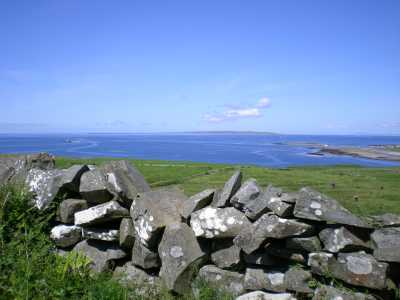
[203,97,271,123]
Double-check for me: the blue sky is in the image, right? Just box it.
[0,0,399,135]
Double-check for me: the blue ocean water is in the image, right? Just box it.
[0,133,400,168]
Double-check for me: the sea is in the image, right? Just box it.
[0,133,400,168]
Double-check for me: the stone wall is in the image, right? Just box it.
[1,154,399,300]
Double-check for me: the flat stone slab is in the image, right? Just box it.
[234,214,313,254]
[319,227,370,253]
[293,187,369,228]
[82,228,119,242]
[74,200,129,226]
[73,240,126,273]
[212,170,242,207]
[197,265,245,297]
[236,291,297,300]
[50,225,82,248]
[181,189,215,219]
[158,223,205,294]
[312,285,376,300]
[230,178,261,209]
[58,199,88,224]
[130,189,186,248]
[244,268,286,293]
[371,227,400,262]
[190,206,251,239]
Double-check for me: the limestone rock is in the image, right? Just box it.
[307,252,335,275]
[319,227,369,253]
[158,223,205,294]
[197,265,245,296]
[72,240,126,272]
[59,164,89,193]
[230,178,260,209]
[312,285,377,300]
[330,251,388,290]
[371,227,400,263]
[74,200,129,226]
[50,225,82,248]
[119,218,135,249]
[131,189,186,248]
[58,199,88,224]
[82,228,119,242]
[100,160,150,205]
[368,213,400,227]
[211,240,241,269]
[79,169,113,204]
[132,239,160,269]
[236,291,297,300]
[181,189,215,219]
[284,267,313,294]
[234,214,313,254]
[212,171,242,207]
[113,262,160,292]
[293,187,369,228]
[244,268,286,292]
[190,206,251,239]
[286,236,321,253]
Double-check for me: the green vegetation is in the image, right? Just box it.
[57,157,400,216]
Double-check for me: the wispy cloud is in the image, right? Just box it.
[203,97,271,123]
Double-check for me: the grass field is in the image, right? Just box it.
[56,157,400,216]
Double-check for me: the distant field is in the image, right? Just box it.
[56,157,400,216]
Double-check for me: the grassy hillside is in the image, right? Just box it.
[57,157,400,216]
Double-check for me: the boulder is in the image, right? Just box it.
[197,265,245,296]
[58,199,88,224]
[211,240,241,269]
[181,189,215,219]
[59,164,89,193]
[371,227,400,263]
[230,178,261,209]
[234,214,313,254]
[286,236,321,253]
[243,251,282,266]
[100,160,150,205]
[319,227,369,253]
[312,285,376,300]
[50,225,82,248]
[307,252,335,275]
[119,218,135,249]
[330,251,388,290]
[82,228,119,242]
[79,169,114,204]
[284,267,313,294]
[74,200,129,226]
[130,189,186,248]
[73,240,126,273]
[158,223,205,294]
[132,239,160,269]
[244,268,286,292]
[236,291,297,300]
[245,185,292,220]
[293,187,369,228]
[212,171,242,207]
[190,206,251,239]
[113,262,160,293]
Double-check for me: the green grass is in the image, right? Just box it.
[57,157,400,216]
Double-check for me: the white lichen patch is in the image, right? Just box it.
[346,255,373,275]
[135,216,153,245]
[170,246,184,258]
[83,229,119,241]
[310,201,322,209]
[50,225,81,239]
[267,272,285,286]
[315,209,322,216]
[227,217,236,225]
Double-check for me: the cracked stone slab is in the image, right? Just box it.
[230,178,261,209]
[236,291,297,300]
[244,268,286,293]
[234,214,313,254]
[158,223,205,294]
[130,189,186,248]
[286,236,321,253]
[57,199,88,224]
[284,267,314,294]
[293,187,370,228]
[312,285,377,300]
[50,225,82,248]
[181,189,215,219]
[190,206,251,239]
[319,227,370,253]
[73,240,126,273]
[197,265,245,297]
[371,227,400,262]
[330,251,388,290]
[119,218,135,249]
[82,228,119,242]
[212,170,242,207]
[74,200,129,226]
[132,239,160,269]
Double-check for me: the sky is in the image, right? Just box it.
[0,0,399,135]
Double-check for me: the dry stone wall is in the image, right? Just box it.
[1,154,400,300]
